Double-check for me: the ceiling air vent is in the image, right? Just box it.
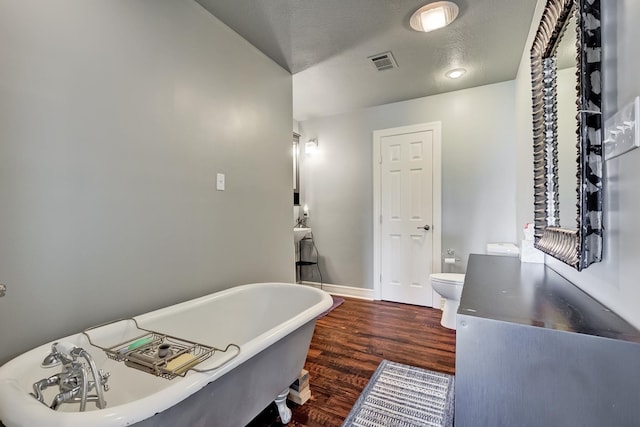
[368,51,398,71]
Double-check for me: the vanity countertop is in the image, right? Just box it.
[459,254,640,343]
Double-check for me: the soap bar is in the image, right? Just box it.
[127,336,153,351]
[166,353,198,373]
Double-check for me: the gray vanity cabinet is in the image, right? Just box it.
[455,254,640,427]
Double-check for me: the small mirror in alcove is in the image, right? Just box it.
[293,133,300,205]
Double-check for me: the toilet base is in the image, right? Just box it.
[440,299,460,330]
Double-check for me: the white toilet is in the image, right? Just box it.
[431,273,466,329]
[431,243,519,330]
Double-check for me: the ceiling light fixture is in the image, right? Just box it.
[445,68,466,79]
[410,1,459,33]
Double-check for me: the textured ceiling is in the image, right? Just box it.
[195,0,538,121]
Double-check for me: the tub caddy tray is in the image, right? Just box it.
[82,318,239,380]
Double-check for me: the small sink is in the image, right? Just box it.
[294,227,311,244]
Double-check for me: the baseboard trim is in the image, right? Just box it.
[300,281,374,300]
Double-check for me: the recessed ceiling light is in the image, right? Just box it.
[410,1,459,33]
[445,68,466,79]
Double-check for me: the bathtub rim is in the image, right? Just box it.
[0,282,332,427]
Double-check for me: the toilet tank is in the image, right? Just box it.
[486,243,519,257]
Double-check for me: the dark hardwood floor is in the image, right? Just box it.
[247,297,457,427]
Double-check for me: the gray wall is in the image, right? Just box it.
[514,2,544,249]
[515,0,640,329]
[0,0,293,363]
[299,82,517,288]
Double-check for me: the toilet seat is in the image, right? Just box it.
[430,273,465,285]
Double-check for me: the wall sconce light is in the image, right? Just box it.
[305,138,318,155]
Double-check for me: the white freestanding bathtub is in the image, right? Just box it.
[0,283,332,427]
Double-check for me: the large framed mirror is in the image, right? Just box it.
[530,0,602,271]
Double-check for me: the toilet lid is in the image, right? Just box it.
[430,273,465,285]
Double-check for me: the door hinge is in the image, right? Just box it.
[380,274,382,283]
[380,215,383,224]
[379,156,383,164]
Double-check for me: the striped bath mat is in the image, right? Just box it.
[342,360,455,427]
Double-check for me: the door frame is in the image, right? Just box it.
[373,122,442,301]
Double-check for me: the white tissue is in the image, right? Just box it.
[444,257,456,264]
[520,240,544,263]
[523,222,535,241]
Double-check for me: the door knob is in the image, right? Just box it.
[417,225,431,231]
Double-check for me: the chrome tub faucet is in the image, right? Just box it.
[31,342,109,411]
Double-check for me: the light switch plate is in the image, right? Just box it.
[604,96,640,160]
[216,173,225,191]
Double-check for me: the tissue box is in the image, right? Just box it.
[520,240,545,263]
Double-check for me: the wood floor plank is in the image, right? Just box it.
[246,297,456,427]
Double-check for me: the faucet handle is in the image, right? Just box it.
[99,370,110,391]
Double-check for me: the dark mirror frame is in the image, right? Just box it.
[530,0,603,271]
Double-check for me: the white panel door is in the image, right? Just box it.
[380,130,434,306]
